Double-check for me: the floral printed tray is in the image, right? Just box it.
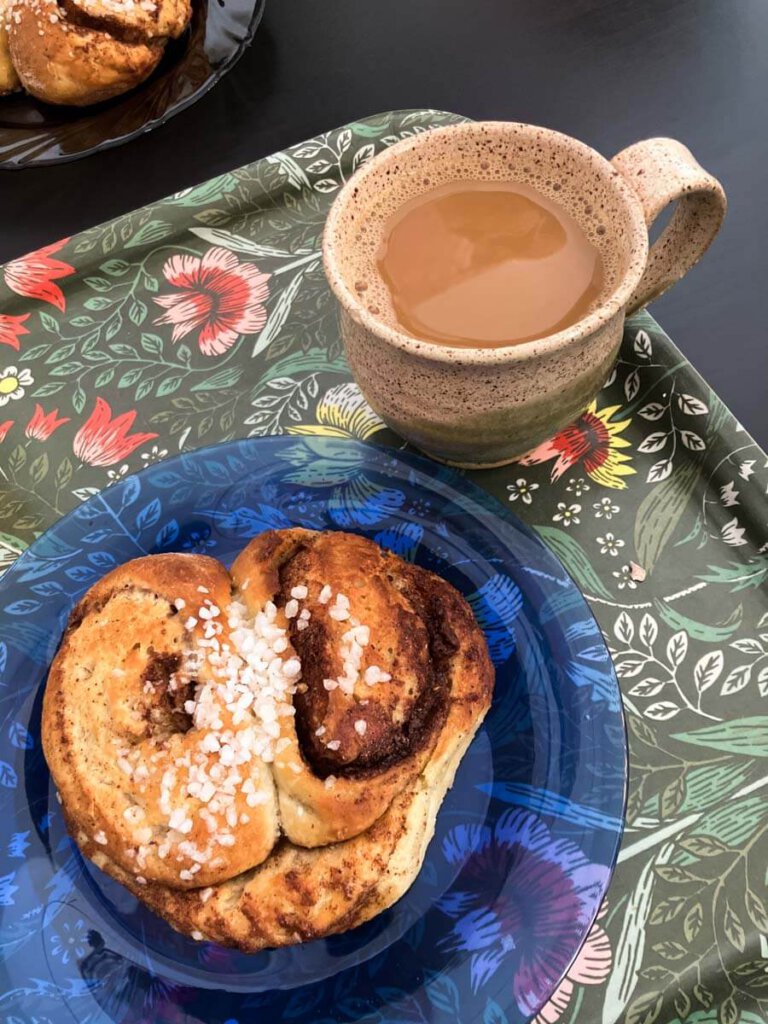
[0,109,767,1024]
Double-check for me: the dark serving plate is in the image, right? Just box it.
[0,0,266,169]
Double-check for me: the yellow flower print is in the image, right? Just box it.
[288,382,386,441]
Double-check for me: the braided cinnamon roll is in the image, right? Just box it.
[43,529,494,950]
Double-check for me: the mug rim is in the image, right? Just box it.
[322,120,649,365]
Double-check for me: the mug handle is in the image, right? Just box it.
[611,138,726,315]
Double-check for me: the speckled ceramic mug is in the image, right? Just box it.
[323,122,726,467]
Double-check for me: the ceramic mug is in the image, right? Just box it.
[322,122,726,467]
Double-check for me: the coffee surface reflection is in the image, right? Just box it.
[376,181,604,348]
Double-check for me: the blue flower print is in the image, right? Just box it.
[438,810,609,1017]
[180,525,216,553]
[50,919,88,964]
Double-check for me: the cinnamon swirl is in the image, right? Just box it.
[43,528,494,950]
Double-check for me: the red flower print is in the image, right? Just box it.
[0,420,12,442]
[518,401,635,490]
[73,397,157,467]
[4,238,74,313]
[0,313,30,351]
[154,246,271,356]
[25,403,70,441]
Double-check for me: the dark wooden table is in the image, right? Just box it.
[2,0,766,442]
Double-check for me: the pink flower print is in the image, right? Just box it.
[154,246,271,356]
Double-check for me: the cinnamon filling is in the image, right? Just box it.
[283,546,454,779]
[57,0,155,44]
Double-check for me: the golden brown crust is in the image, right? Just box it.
[7,0,191,106]
[91,781,434,948]
[230,529,484,849]
[0,20,20,95]
[44,528,494,950]
[62,0,190,41]
[43,553,281,890]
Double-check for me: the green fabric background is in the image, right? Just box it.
[1,110,766,1024]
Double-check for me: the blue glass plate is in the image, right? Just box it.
[0,437,626,1024]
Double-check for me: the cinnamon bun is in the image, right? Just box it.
[6,0,191,106]
[43,528,494,950]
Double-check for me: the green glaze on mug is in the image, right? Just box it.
[323,122,726,467]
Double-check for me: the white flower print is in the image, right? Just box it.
[0,366,33,406]
[553,502,581,528]
[140,445,169,465]
[566,477,590,497]
[506,478,539,505]
[719,481,739,508]
[721,517,748,547]
[106,464,130,485]
[613,564,638,590]
[597,533,625,556]
[593,496,620,520]
[738,460,755,481]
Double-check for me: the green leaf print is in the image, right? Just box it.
[533,526,613,600]
[654,600,743,642]
[660,776,686,817]
[731,961,768,994]
[625,989,663,1024]
[697,557,768,593]
[671,717,768,756]
[124,219,174,247]
[744,888,768,931]
[349,119,391,138]
[100,258,131,275]
[191,367,244,392]
[651,940,687,960]
[648,895,687,924]
[169,177,238,208]
[252,266,314,358]
[679,835,730,857]
[684,902,704,941]
[689,795,768,849]
[28,454,49,486]
[38,311,59,333]
[8,445,25,472]
[157,375,184,397]
[667,1011,766,1024]
[720,999,739,1024]
[723,901,746,952]
[634,462,698,571]
[190,226,315,260]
